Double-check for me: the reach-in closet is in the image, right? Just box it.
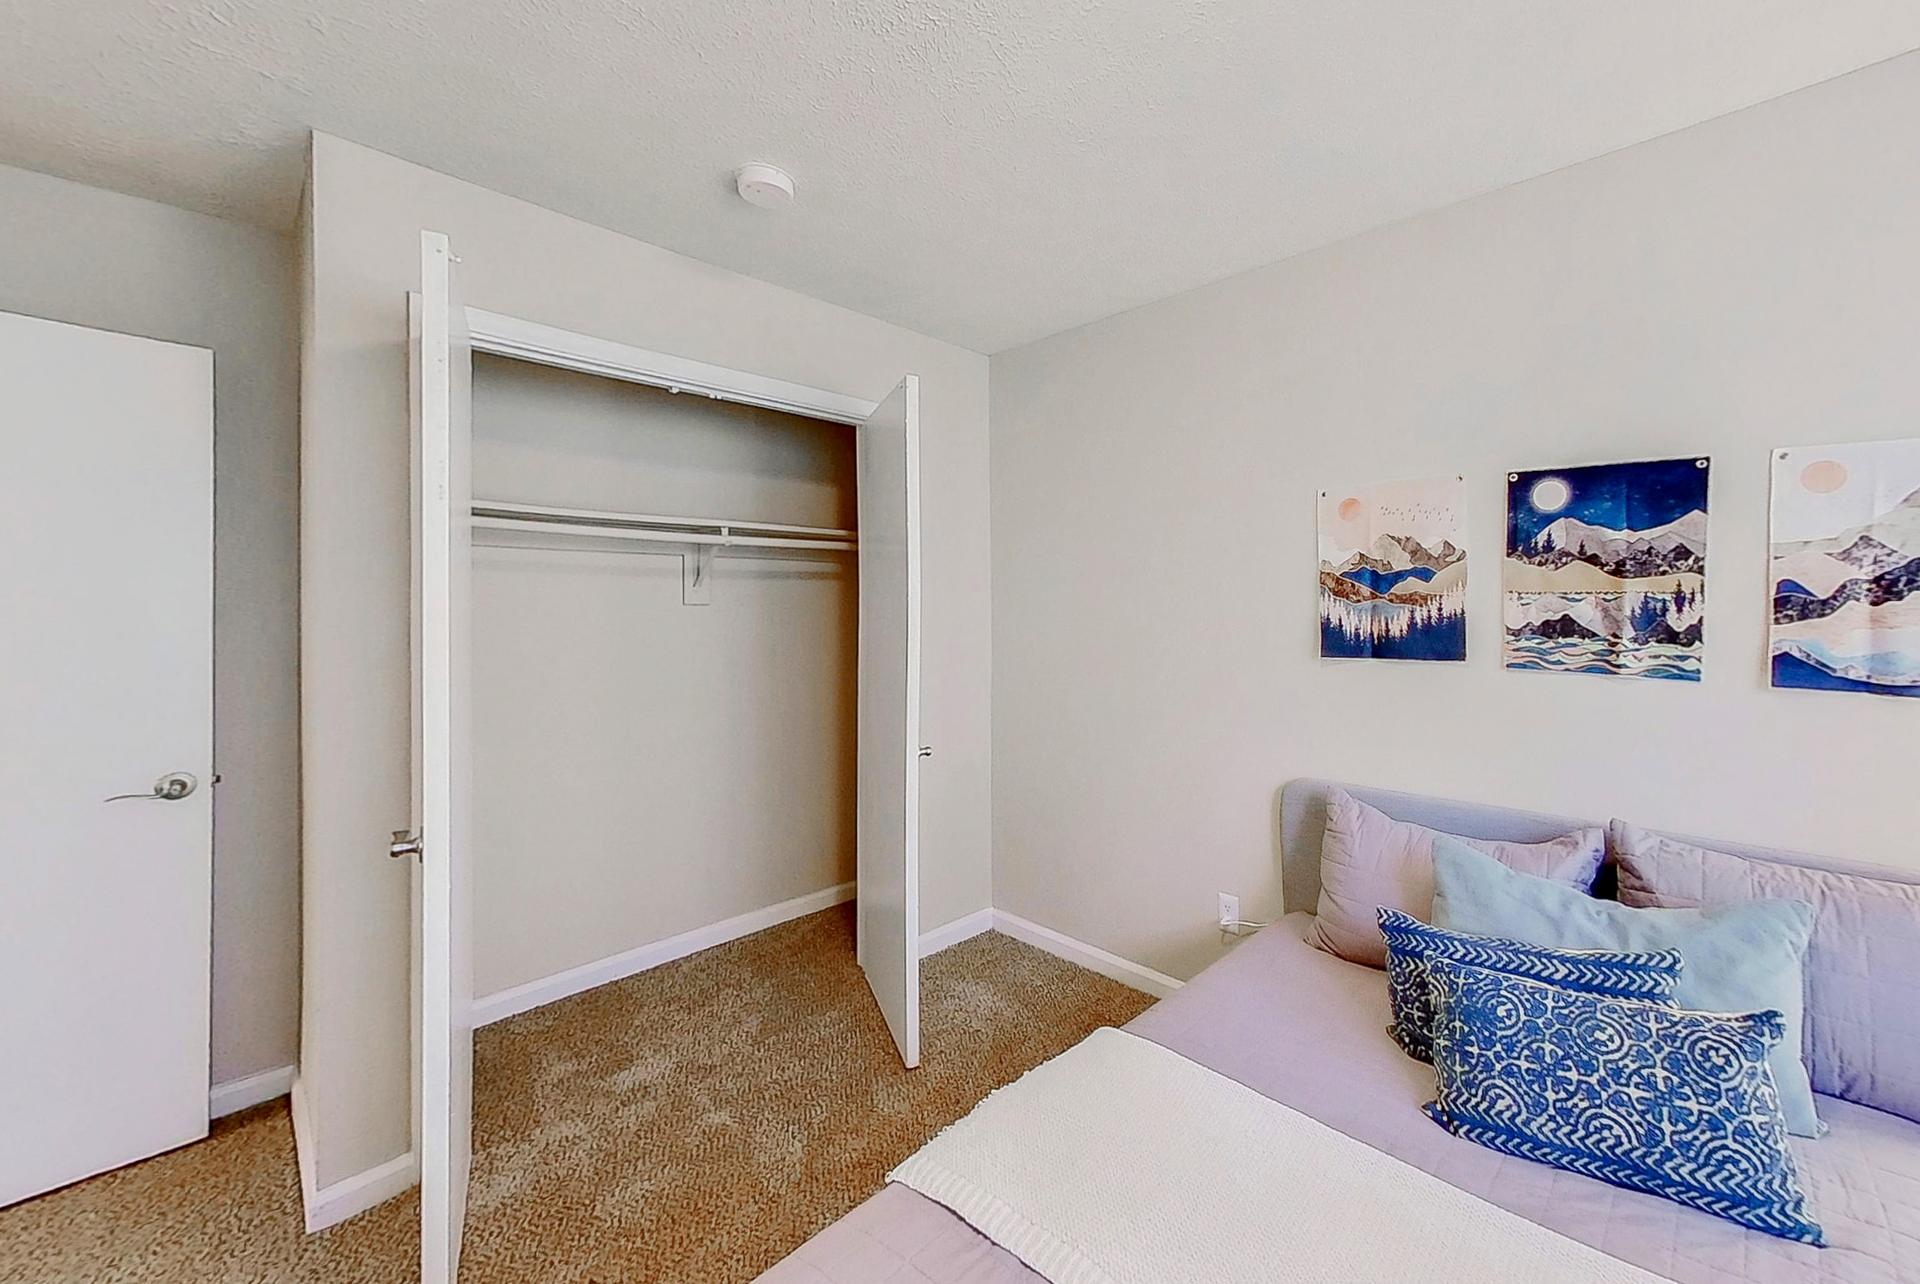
[406,231,925,1283]
[468,356,865,1007]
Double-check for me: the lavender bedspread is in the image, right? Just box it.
[760,914,1920,1284]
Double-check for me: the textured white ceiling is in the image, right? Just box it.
[5,2,1918,351]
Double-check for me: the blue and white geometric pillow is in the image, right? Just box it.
[1377,907,1684,1063]
[1424,957,1825,1245]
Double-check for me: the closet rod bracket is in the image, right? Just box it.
[682,544,716,606]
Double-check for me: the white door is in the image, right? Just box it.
[0,311,213,1206]
[410,231,474,1284]
[855,375,923,1068]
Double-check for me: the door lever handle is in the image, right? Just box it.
[390,830,424,860]
[105,772,198,802]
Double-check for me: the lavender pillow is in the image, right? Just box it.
[1309,790,1604,968]
[1611,820,1920,1126]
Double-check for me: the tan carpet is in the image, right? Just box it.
[0,906,1155,1283]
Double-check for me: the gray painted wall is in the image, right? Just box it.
[300,133,993,1190]
[469,356,857,998]
[0,162,302,1088]
[988,52,1920,983]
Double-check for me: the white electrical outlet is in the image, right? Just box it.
[1218,892,1240,933]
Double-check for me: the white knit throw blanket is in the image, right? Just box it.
[890,1028,1669,1284]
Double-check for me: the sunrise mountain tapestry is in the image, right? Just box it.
[1769,439,1920,699]
[1319,475,1467,662]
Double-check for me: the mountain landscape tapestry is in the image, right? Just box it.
[1503,457,1708,681]
[1769,439,1920,699]
[1318,475,1466,661]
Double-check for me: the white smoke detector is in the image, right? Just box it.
[735,162,796,210]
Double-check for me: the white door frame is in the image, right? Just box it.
[460,306,893,911]
[465,311,896,962]
[465,308,879,425]
[459,305,923,982]
[450,314,911,936]
[456,308,916,924]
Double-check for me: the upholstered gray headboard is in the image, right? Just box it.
[1276,777,1917,916]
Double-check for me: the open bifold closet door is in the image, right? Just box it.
[411,229,474,1284]
[408,259,925,1278]
[855,375,923,1069]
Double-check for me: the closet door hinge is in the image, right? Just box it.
[389,829,424,861]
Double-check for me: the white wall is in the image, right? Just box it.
[300,133,992,1190]
[469,357,857,997]
[0,163,301,1087]
[989,52,1920,983]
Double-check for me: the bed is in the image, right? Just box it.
[759,781,1920,1284]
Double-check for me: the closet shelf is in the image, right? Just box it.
[471,500,857,552]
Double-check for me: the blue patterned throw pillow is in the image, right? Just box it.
[1425,958,1824,1245]
[1430,834,1824,1138]
[1377,907,1684,1063]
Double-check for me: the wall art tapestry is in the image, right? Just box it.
[1503,457,1708,681]
[1319,475,1467,661]
[1769,439,1920,698]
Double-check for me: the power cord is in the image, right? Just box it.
[1218,918,1270,941]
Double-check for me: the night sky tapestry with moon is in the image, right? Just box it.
[1318,475,1467,661]
[1769,439,1920,698]
[1503,457,1710,681]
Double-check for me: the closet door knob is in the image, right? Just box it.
[917,746,933,759]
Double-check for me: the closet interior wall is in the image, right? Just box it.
[469,353,858,1001]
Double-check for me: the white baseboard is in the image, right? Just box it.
[470,887,1178,1024]
[917,907,994,958]
[303,1151,419,1234]
[290,1076,419,1234]
[989,910,1184,998]
[210,1064,295,1119]
[471,881,858,1027]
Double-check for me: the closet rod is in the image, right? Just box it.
[471,515,857,552]
[471,499,855,541]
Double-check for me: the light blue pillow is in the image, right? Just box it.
[1425,957,1824,1245]
[1376,907,1684,1063]
[1431,834,1822,1137]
